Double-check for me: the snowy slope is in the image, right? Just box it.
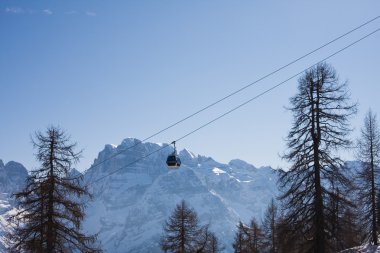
[0,141,368,253]
[0,141,279,253]
[0,142,367,253]
[0,160,28,251]
[341,244,380,253]
[0,160,28,194]
[83,138,279,253]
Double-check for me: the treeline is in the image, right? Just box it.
[161,193,359,253]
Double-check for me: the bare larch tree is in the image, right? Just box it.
[232,219,263,253]
[160,200,220,253]
[262,199,278,253]
[8,126,101,253]
[326,184,360,251]
[247,218,263,253]
[196,225,224,253]
[232,222,248,253]
[356,109,380,245]
[278,62,356,253]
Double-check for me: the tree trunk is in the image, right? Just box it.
[47,134,55,253]
[181,204,185,253]
[272,213,276,253]
[312,81,325,253]
[370,123,378,245]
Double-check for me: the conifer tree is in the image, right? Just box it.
[160,200,220,253]
[278,63,357,253]
[8,126,101,253]
[232,219,263,253]
[276,217,299,253]
[205,233,223,253]
[262,199,278,253]
[197,225,224,253]
[339,208,362,249]
[356,110,380,245]
[232,222,248,253]
[325,185,359,251]
[247,218,263,253]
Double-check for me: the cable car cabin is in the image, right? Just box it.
[166,152,181,169]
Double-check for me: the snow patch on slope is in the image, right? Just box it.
[212,167,226,175]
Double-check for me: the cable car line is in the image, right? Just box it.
[175,28,380,143]
[87,27,380,185]
[89,144,170,185]
[81,15,380,175]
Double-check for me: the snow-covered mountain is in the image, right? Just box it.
[0,139,279,252]
[0,160,28,195]
[83,138,279,252]
[0,140,374,252]
[0,160,28,251]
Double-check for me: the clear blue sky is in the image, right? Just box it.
[1,1,379,172]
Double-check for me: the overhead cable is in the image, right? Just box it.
[82,16,380,174]
[88,27,380,185]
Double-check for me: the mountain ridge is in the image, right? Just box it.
[82,137,279,252]
[0,138,279,252]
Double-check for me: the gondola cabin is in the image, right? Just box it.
[166,151,181,169]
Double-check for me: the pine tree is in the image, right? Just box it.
[247,218,263,253]
[356,110,380,245]
[204,233,223,253]
[196,225,224,253]
[262,199,278,253]
[160,200,219,253]
[8,126,101,253]
[276,217,300,253]
[232,222,249,253]
[232,219,263,253]
[339,208,362,249]
[278,63,357,253]
[325,185,359,251]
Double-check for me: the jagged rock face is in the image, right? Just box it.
[0,142,280,253]
[0,160,28,195]
[0,143,366,253]
[0,160,28,251]
[83,138,279,253]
